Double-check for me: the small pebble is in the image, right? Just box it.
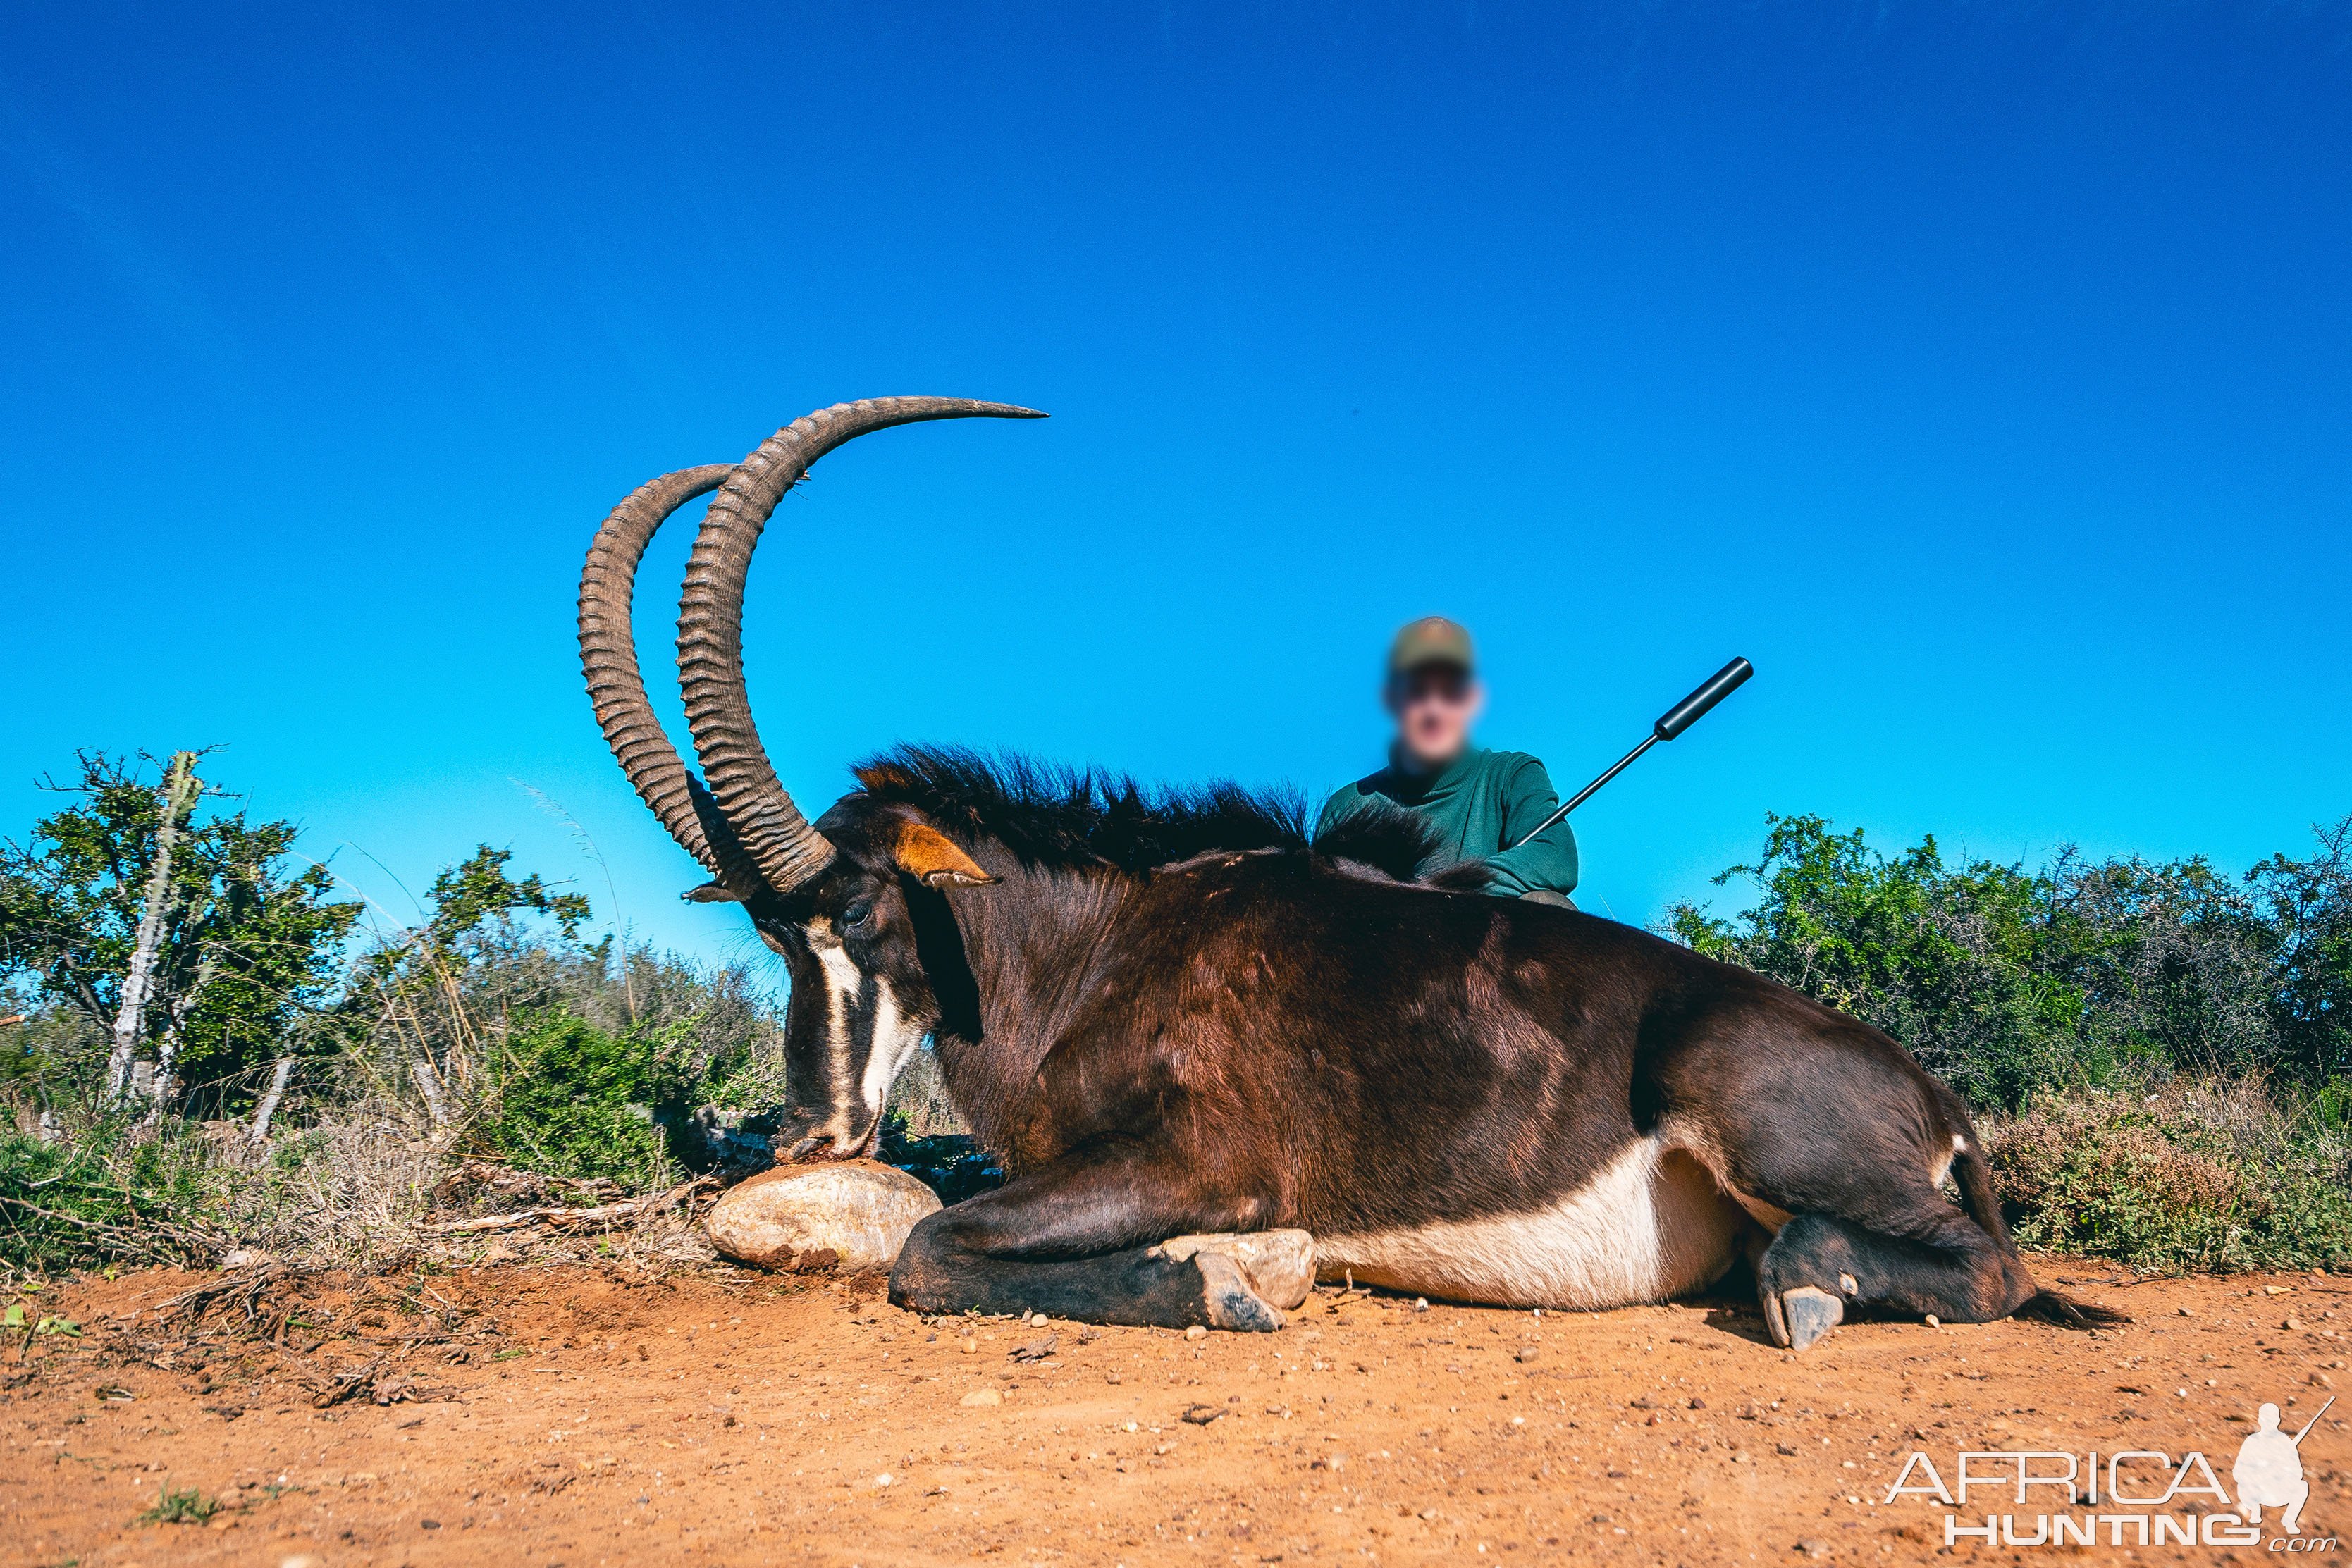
[1185,1324,1209,1341]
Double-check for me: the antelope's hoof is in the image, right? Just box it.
[1157,1230,1315,1310]
[1773,1285,1845,1352]
[1195,1252,1283,1333]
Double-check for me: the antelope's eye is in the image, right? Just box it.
[843,899,875,930]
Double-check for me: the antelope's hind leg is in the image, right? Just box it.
[1753,1207,2029,1351]
[1726,1122,2032,1350]
[886,1156,1290,1332]
[1673,1018,2040,1350]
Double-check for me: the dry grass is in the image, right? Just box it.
[0,1097,732,1283]
[220,1120,445,1272]
[1984,1073,2352,1273]
[210,1054,973,1276]
[223,1118,724,1276]
[5,1038,978,1283]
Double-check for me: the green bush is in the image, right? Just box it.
[1663,813,2352,1110]
[0,1116,221,1271]
[473,1008,753,1188]
[1987,1077,2352,1273]
[474,1011,669,1186]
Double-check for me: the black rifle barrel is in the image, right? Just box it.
[1507,657,1753,851]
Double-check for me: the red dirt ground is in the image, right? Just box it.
[1,1263,2344,1567]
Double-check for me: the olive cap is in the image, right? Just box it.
[1387,615,1475,677]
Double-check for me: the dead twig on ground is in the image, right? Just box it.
[300,1352,455,1408]
[149,1264,288,1328]
[417,1174,715,1237]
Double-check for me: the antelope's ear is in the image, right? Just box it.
[891,822,997,888]
[682,880,742,903]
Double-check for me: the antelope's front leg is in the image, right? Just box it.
[885,1154,1300,1331]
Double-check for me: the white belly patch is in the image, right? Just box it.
[1312,1137,1747,1309]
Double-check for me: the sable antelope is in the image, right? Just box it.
[578,397,2116,1348]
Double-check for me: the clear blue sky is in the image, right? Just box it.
[4,3,2345,970]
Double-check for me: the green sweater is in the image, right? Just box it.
[1314,747,1580,899]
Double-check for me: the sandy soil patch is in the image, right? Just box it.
[2,1263,2344,1565]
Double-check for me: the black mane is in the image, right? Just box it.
[850,745,1442,882]
[1308,807,1445,882]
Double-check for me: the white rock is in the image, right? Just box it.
[706,1159,940,1273]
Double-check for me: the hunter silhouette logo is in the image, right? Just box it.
[2236,1400,2328,1536]
[1883,1395,2335,1550]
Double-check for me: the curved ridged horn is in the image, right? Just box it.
[579,463,767,894]
[679,397,1048,892]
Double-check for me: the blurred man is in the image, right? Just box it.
[1315,616,1579,905]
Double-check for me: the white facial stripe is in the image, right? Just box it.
[806,919,863,1138]
[801,918,928,1141]
[811,935,864,1006]
[858,977,928,1116]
